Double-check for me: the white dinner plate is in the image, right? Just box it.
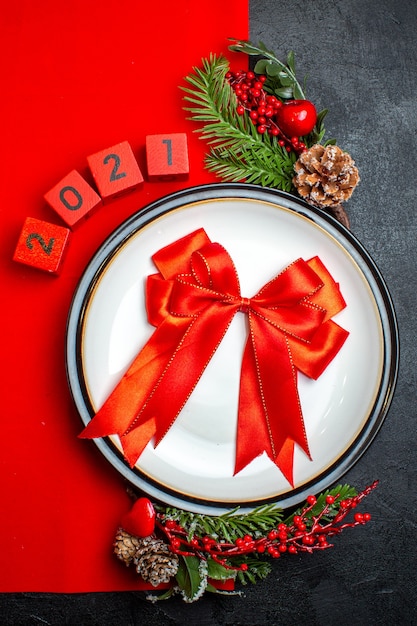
[66,184,398,514]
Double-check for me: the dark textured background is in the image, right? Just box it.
[2,0,416,623]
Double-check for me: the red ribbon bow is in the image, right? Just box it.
[81,228,349,485]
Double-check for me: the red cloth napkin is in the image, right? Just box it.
[0,1,248,592]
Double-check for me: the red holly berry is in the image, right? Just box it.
[267,529,279,540]
[165,519,177,530]
[120,497,156,537]
[302,535,315,546]
[275,99,317,137]
[171,537,181,550]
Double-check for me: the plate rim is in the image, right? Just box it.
[65,183,399,513]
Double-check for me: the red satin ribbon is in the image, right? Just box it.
[80,228,349,485]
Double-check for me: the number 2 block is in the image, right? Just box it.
[13,217,71,275]
[44,170,102,229]
[146,133,189,181]
[87,141,144,201]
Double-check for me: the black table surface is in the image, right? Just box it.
[3,0,416,623]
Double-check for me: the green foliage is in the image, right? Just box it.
[182,54,258,150]
[182,54,297,190]
[174,556,239,602]
[228,38,306,101]
[235,557,272,585]
[286,484,358,527]
[162,502,284,543]
[308,108,336,146]
[152,481,371,601]
[206,557,237,581]
[175,555,208,603]
[228,38,335,146]
[205,144,296,191]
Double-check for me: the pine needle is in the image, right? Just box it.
[162,503,284,543]
[182,55,297,191]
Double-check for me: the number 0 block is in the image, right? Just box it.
[146,133,189,181]
[13,217,71,275]
[44,170,102,229]
[87,141,144,201]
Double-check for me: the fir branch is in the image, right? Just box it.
[183,55,283,155]
[235,557,272,585]
[182,54,297,189]
[205,144,296,191]
[160,503,284,543]
[182,54,260,151]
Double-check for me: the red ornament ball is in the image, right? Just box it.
[275,99,317,137]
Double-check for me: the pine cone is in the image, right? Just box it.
[134,536,179,587]
[113,528,142,566]
[293,144,359,210]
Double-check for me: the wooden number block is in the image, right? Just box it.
[87,141,144,200]
[44,170,102,229]
[13,217,71,275]
[146,133,189,181]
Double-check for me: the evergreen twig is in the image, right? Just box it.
[160,503,284,543]
[182,54,297,190]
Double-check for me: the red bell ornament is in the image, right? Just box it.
[275,99,317,138]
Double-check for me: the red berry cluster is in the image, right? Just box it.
[225,70,306,153]
[156,481,377,572]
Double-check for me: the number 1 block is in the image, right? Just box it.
[87,141,144,201]
[145,133,189,181]
[44,170,102,229]
[13,217,71,275]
